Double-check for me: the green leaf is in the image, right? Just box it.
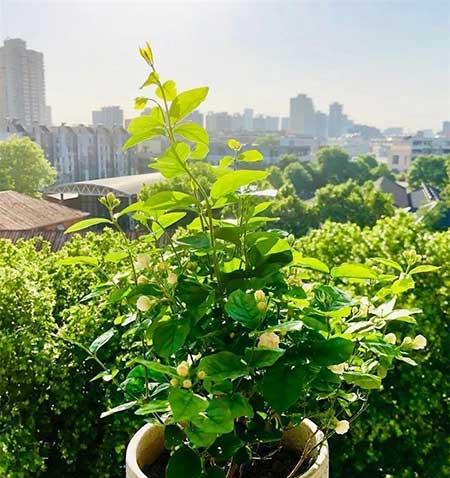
[343,372,381,390]
[140,71,160,88]
[190,142,209,160]
[192,398,234,434]
[185,426,217,448]
[204,466,226,478]
[238,150,263,162]
[198,352,247,381]
[57,256,98,266]
[132,358,178,378]
[153,319,190,358]
[292,253,329,273]
[409,265,440,275]
[260,364,318,412]
[123,129,165,150]
[135,400,170,415]
[210,170,269,199]
[225,290,260,329]
[89,328,115,354]
[152,143,190,178]
[127,108,165,134]
[166,446,202,478]
[370,257,403,272]
[65,217,112,233]
[176,233,210,249]
[156,80,177,101]
[144,190,196,211]
[221,395,254,419]
[169,87,209,123]
[331,263,378,280]
[100,400,136,419]
[152,212,187,239]
[244,347,285,368]
[228,139,241,151]
[174,122,209,145]
[309,337,354,366]
[169,388,208,421]
[208,433,243,460]
[103,251,128,263]
[164,425,185,449]
[134,96,148,110]
[391,276,415,294]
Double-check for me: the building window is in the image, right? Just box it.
[392,155,399,165]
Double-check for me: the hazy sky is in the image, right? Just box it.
[1,0,449,131]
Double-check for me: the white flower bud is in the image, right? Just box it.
[170,378,179,387]
[258,332,280,349]
[254,290,266,303]
[197,370,206,380]
[167,272,178,287]
[182,379,192,389]
[413,334,427,350]
[137,275,149,285]
[335,420,350,435]
[384,333,397,345]
[257,301,266,312]
[136,295,152,312]
[176,362,189,377]
[135,254,151,270]
[401,336,413,348]
[328,363,346,374]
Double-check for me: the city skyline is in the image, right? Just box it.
[0,0,448,130]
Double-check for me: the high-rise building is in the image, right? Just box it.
[265,116,279,131]
[314,111,328,138]
[0,38,48,129]
[92,106,124,128]
[328,102,344,137]
[442,121,450,138]
[243,108,254,131]
[289,94,315,135]
[281,117,290,131]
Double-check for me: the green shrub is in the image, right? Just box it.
[297,212,450,478]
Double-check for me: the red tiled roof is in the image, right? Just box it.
[0,190,88,231]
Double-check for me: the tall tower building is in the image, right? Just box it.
[289,94,315,135]
[328,102,344,137]
[0,39,47,129]
[243,108,254,131]
[314,111,328,138]
[92,106,124,128]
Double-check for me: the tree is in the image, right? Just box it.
[278,153,300,169]
[313,179,395,227]
[0,136,56,195]
[283,162,315,198]
[316,147,355,185]
[407,155,450,190]
[271,182,316,236]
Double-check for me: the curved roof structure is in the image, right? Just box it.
[45,173,164,197]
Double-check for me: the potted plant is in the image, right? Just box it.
[60,43,434,478]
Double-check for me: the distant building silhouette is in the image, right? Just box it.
[328,102,344,137]
[92,106,124,128]
[0,38,50,129]
[289,94,315,135]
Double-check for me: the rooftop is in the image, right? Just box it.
[0,190,88,231]
[45,173,164,197]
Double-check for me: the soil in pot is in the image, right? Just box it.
[142,445,312,478]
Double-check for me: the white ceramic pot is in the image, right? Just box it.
[126,419,329,478]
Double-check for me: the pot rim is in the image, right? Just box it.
[126,419,328,478]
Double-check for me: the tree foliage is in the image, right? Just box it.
[0,136,56,195]
[407,155,450,190]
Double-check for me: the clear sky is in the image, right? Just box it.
[1,0,449,131]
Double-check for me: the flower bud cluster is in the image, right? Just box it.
[254,290,267,312]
